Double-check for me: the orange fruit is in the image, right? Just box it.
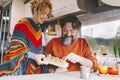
[108,67,118,75]
[98,65,108,74]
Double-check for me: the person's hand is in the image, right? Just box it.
[64,52,81,63]
[35,54,48,65]
[55,67,68,73]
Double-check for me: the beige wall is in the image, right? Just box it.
[24,1,32,17]
[10,0,32,35]
[10,0,25,35]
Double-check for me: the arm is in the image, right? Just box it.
[27,51,37,60]
[82,39,98,71]
[27,51,48,65]
[64,52,93,68]
[64,39,98,71]
[78,55,93,68]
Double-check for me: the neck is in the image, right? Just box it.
[32,14,38,24]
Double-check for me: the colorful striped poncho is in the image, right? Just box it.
[0,18,45,76]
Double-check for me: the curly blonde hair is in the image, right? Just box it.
[30,0,52,14]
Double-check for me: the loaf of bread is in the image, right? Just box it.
[45,56,69,68]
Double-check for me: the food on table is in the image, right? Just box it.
[98,65,108,74]
[108,67,118,75]
[44,56,69,68]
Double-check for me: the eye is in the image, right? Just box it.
[71,30,75,33]
[63,29,67,33]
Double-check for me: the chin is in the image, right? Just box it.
[39,21,44,24]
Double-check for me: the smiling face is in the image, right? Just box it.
[33,7,50,24]
[62,22,79,46]
[60,15,81,46]
[31,0,52,24]
[37,7,50,24]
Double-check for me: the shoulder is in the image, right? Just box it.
[78,37,87,42]
[77,37,89,45]
[15,18,32,28]
[47,37,61,45]
[17,18,30,24]
[46,37,61,47]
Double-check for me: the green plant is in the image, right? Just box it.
[112,34,120,60]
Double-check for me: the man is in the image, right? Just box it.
[45,15,98,73]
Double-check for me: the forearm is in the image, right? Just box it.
[27,51,37,60]
[79,56,93,68]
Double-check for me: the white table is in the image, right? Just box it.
[0,71,120,80]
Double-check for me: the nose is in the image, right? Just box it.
[43,14,48,20]
[43,17,47,21]
[66,31,71,36]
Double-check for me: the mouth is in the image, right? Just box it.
[39,18,45,24]
[65,35,73,39]
[62,36,74,46]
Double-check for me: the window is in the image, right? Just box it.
[81,20,120,56]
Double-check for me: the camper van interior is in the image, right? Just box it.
[0,0,120,80]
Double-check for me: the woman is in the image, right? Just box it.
[0,0,52,76]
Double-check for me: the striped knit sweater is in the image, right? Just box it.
[0,18,44,75]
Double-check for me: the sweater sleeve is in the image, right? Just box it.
[27,51,37,60]
[82,39,98,71]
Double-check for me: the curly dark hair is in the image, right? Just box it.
[60,15,81,30]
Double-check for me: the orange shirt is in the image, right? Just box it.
[45,37,98,71]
